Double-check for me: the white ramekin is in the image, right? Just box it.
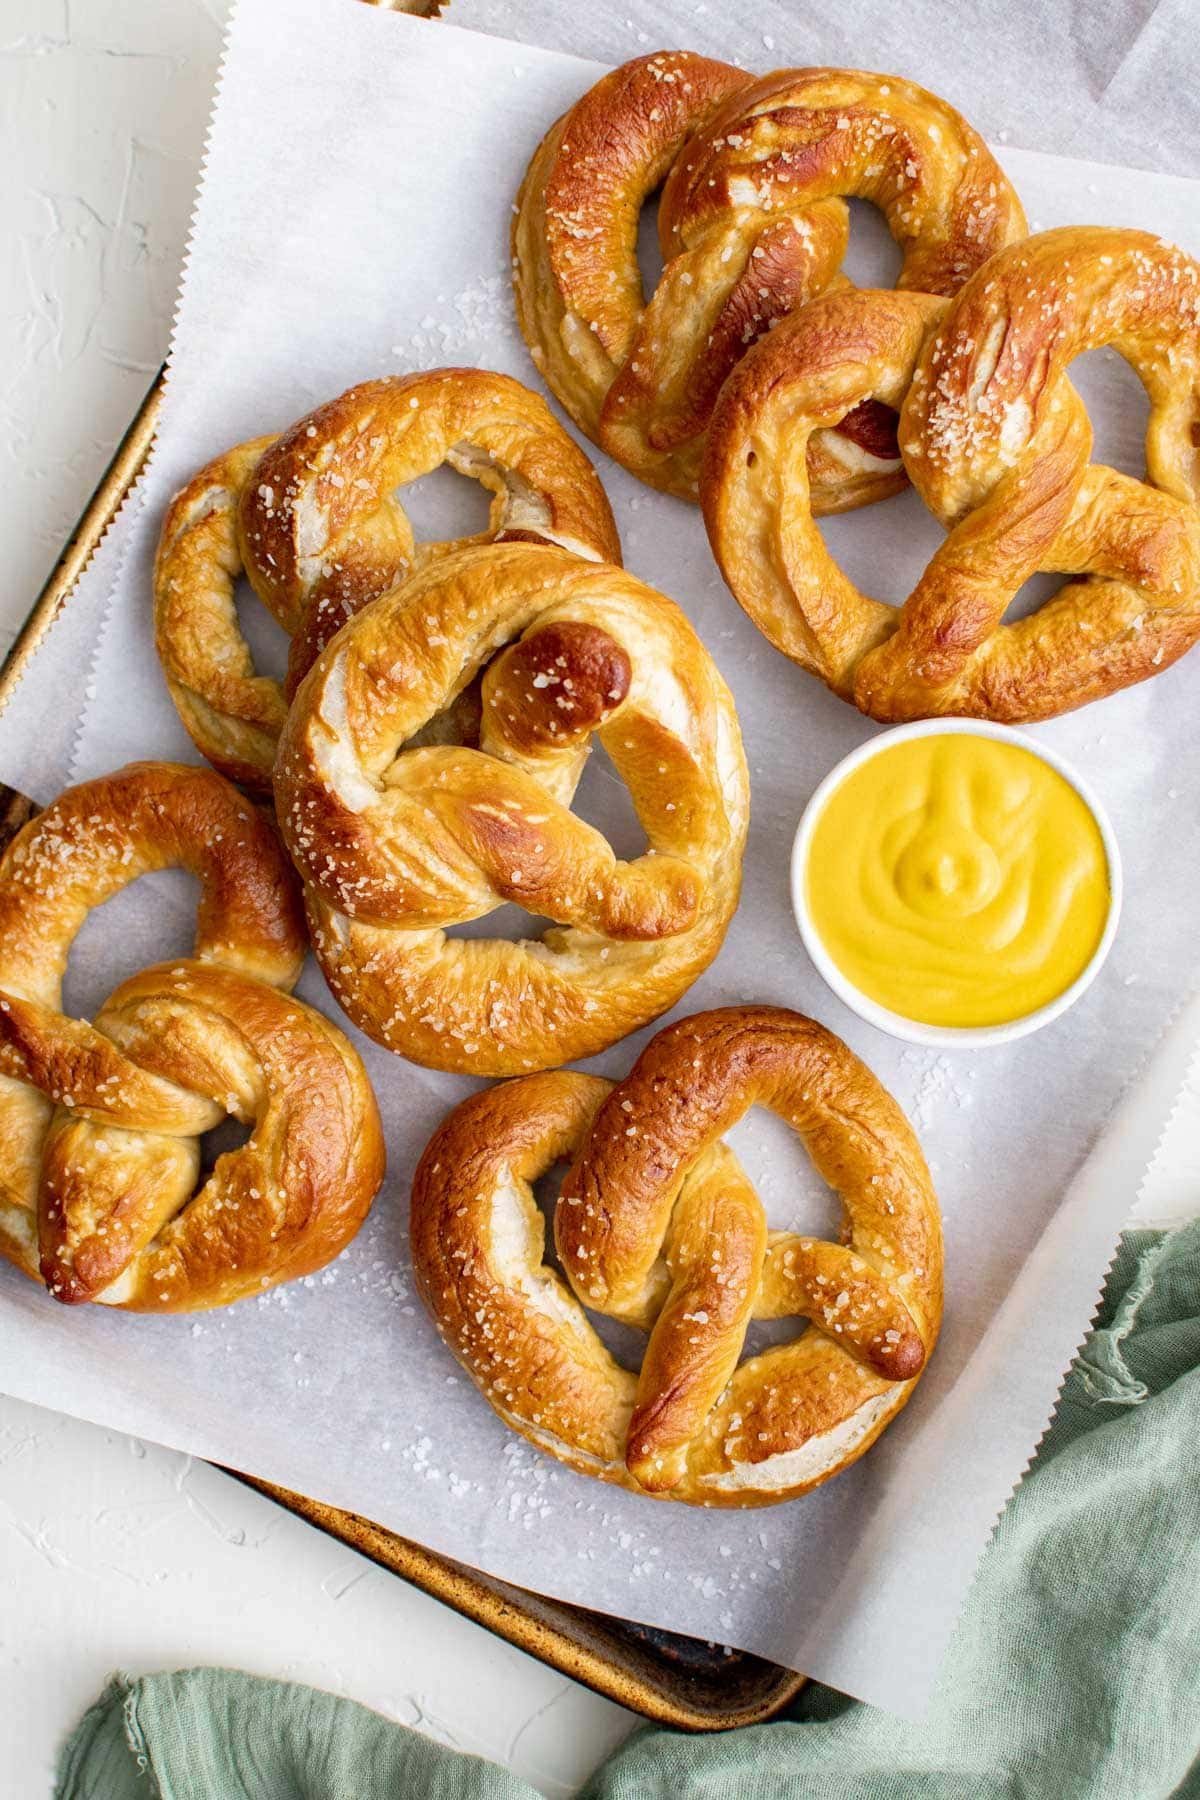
[790,717,1123,1050]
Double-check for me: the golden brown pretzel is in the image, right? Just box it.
[703,227,1200,721]
[275,543,748,1076]
[0,762,385,1310]
[155,369,620,791]
[514,52,1025,502]
[412,1006,942,1507]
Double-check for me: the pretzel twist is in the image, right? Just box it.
[0,763,385,1310]
[703,227,1200,720]
[155,369,620,791]
[412,1006,941,1507]
[514,53,1025,502]
[275,542,749,1076]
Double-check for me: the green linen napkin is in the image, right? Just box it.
[57,1222,1200,1800]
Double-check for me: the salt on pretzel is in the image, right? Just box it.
[155,369,620,792]
[412,1006,941,1507]
[514,52,1025,502]
[275,542,749,1076]
[0,762,385,1310]
[703,227,1200,720]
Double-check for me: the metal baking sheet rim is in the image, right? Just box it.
[0,362,807,1729]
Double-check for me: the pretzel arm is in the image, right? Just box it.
[380,747,702,939]
[757,1233,925,1379]
[625,1142,766,1491]
[0,992,222,1135]
[39,1118,199,1304]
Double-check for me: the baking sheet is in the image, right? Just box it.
[2,0,1199,1716]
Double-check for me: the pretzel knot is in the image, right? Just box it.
[703,226,1200,721]
[412,1007,942,1507]
[0,763,385,1311]
[274,542,749,1076]
[155,369,620,792]
[514,52,1025,503]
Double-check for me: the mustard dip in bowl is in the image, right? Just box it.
[791,719,1122,1049]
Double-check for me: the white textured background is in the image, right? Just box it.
[2,0,1196,1791]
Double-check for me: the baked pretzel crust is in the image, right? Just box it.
[703,228,1200,720]
[412,1006,942,1507]
[0,762,384,1309]
[275,542,749,1076]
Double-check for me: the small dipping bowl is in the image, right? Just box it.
[791,718,1123,1050]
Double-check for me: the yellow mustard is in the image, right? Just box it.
[805,733,1111,1029]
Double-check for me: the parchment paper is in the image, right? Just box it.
[2,0,1199,1716]
[451,0,1200,182]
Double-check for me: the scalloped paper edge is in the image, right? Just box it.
[66,0,246,783]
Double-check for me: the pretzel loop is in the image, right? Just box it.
[156,371,620,791]
[412,1007,942,1507]
[515,53,1025,501]
[0,763,384,1310]
[153,436,285,789]
[275,543,748,1076]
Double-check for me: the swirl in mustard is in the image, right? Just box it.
[805,734,1111,1028]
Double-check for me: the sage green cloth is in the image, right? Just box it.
[58,1222,1200,1800]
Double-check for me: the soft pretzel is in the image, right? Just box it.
[155,369,620,791]
[412,1006,942,1507]
[703,227,1200,720]
[514,52,1025,502]
[0,762,385,1310]
[274,542,749,1076]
